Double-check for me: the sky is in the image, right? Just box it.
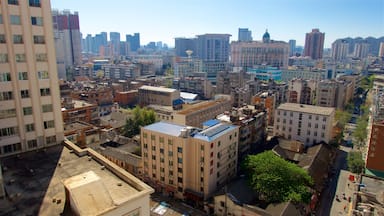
[50,0,384,48]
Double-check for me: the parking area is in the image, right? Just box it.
[150,193,205,216]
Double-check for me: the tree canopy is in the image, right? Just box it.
[243,151,313,203]
[347,151,365,174]
[123,106,156,137]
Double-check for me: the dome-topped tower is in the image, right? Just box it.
[262,29,270,43]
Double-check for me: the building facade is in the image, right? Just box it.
[141,121,239,203]
[238,28,252,42]
[175,37,197,57]
[52,9,81,80]
[0,0,64,157]
[138,85,180,107]
[304,28,325,60]
[273,103,335,146]
[331,39,349,61]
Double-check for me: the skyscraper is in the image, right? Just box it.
[126,33,140,52]
[174,37,197,57]
[288,39,296,56]
[52,9,81,80]
[354,42,369,59]
[238,28,252,42]
[109,32,120,56]
[379,42,384,57]
[331,39,349,61]
[196,34,231,62]
[304,28,325,60]
[0,0,64,157]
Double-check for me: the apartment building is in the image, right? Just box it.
[0,0,64,156]
[138,85,180,107]
[287,78,317,104]
[273,103,335,146]
[61,98,99,125]
[252,91,277,126]
[316,79,353,109]
[141,121,239,204]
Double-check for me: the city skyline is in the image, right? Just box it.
[50,0,384,48]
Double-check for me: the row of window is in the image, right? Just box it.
[277,110,327,122]
[0,53,48,63]
[4,15,44,26]
[0,34,45,44]
[0,88,50,101]
[1,137,56,156]
[7,0,41,7]
[0,120,54,137]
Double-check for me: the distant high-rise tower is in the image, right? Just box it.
[175,38,197,57]
[304,28,325,60]
[0,0,64,157]
[331,40,349,61]
[126,33,140,52]
[238,28,252,42]
[110,32,121,56]
[196,34,231,62]
[52,9,82,80]
[379,42,384,57]
[288,40,296,56]
[354,43,369,59]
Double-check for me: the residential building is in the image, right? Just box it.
[353,42,369,59]
[175,37,197,57]
[126,33,140,52]
[114,90,138,107]
[0,140,153,215]
[215,69,250,95]
[289,39,296,56]
[62,98,99,125]
[331,39,349,61]
[273,103,335,146]
[138,85,180,107]
[282,67,325,82]
[52,9,82,80]
[379,42,384,57]
[231,87,252,108]
[0,0,64,157]
[173,56,203,78]
[71,85,114,116]
[252,91,277,126]
[316,79,353,109]
[238,28,252,42]
[247,66,282,81]
[141,121,239,204]
[231,40,289,69]
[287,78,317,104]
[63,121,99,148]
[304,29,325,60]
[110,31,120,56]
[172,75,213,99]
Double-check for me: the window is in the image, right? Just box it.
[178,167,182,173]
[33,35,45,44]
[178,187,183,192]
[169,161,173,166]
[0,127,17,137]
[21,90,29,98]
[0,34,5,43]
[25,123,35,132]
[10,15,21,25]
[2,143,21,154]
[177,157,182,163]
[13,35,23,44]
[31,16,43,26]
[177,177,183,183]
[151,155,156,160]
[0,72,11,82]
[18,72,28,80]
[43,120,54,129]
[29,0,41,7]
[23,107,32,115]
[8,0,19,5]
[46,136,56,144]
[151,135,155,140]
[36,53,47,62]
[0,54,8,63]
[159,137,164,143]
[151,146,156,151]
[143,133,147,138]
[168,151,173,156]
[0,15,2,24]
[169,179,173,185]
[0,108,16,119]
[27,139,38,149]
[177,147,182,153]
[0,91,13,101]
[42,104,53,112]
[16,54,26,62]
[159,148,164,154]
[40,88,50,96]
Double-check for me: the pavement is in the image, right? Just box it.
[330,169,356,216]
[150,193,206,216]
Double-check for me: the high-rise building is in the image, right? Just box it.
[126,33,140,52]
[52,9,82,80]
[304,28,325,60]
[288,39,296,56]
[109,32,120,56]
[0,0,64,157]
[379,42,384,57]
[174,38,197,57]
[353,42,369,59]
[196,34,231,62]
[331,39,349,61]
[238,28,252,42]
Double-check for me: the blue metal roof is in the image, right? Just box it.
[143,121,186,137]
[203,119,220,127]
[193,123,237,142]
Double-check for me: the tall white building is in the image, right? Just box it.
[0,0,64,157]
[273,103,335,146]
[331,40,349,61]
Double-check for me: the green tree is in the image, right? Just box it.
[243,151,313,203]
[123,106,157,137]
[347,151,365,174]
[352,113,369,150]
[335,110,352,128]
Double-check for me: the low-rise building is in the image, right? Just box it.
[62,98,99,125]
[138,85,181,108]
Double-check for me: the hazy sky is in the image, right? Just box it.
[50,0,384,48]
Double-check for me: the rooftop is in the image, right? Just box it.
[193,123,238,142]
[139,85,177,93]
[0,141,153,216]
[143,121,187,137]
[277,103,335,116]
[177,99,228,115]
